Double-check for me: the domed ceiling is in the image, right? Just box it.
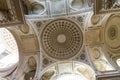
[103,14,120,55]
[41,18,83,60]
[0,0,120,80]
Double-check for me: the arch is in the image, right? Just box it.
[0,28,20,77]
[40,61,95,80]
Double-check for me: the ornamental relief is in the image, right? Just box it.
[103,14,120,54]
[85,29,101,46]
[1,0,120,79]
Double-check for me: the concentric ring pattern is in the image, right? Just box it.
[41,19,83,60]
[104,14,120,53]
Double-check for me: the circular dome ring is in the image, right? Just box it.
[103,14,120,54]
[41,18,83,60]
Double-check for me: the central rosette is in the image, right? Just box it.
[57,34,66,43]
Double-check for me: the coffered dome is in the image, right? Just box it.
[41,18,83,60]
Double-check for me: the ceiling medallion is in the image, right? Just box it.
[91,15,100,25]
[104,15,120,53]
[41,18,83,60]
[28,56,36,70]
[92,48,100,59]
[19,24,29,34]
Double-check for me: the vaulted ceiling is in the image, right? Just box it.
[0,0,120,80]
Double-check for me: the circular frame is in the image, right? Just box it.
[41,18,83,60]
[102,14,120,54]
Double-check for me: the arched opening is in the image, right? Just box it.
[40,62,95,80]
[0,28,19,71]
